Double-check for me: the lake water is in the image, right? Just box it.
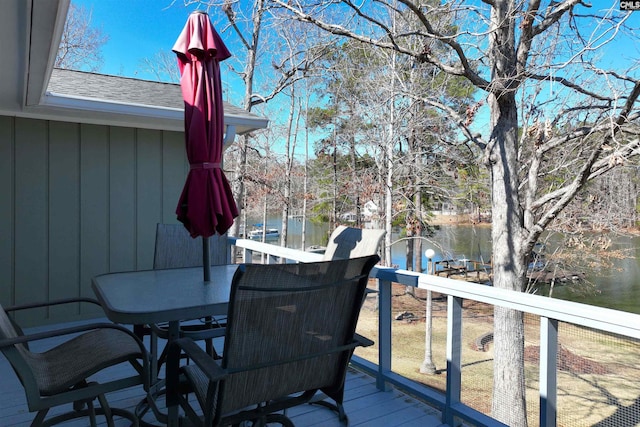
[255,218,640,315]
[397,225,640,315]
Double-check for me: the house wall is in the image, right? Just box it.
[0,116,190,327]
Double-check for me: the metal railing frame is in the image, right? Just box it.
[228,238,640,427]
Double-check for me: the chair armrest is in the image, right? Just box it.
[168,337,226,382]
[166,337,227,411]
[0,322,146,353]
[4,297,102,312]
[354,333,374,348]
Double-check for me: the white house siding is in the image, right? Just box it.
[0,116,188,327]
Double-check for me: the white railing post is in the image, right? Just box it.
[540,317,558,427]
[445,295,463,426]
[243,248,253,264]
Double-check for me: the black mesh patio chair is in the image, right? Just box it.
[146,223,228,371]
[0,298,150,427]
[166,254,379,427]
[152,223,229,270]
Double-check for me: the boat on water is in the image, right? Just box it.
[248,225,279,240]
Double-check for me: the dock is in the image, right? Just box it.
[526,269,585,284]
[433,259,492,282]
[431,258,584,287]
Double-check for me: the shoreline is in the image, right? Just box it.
[429,214,639,235]
[429,214,491,227]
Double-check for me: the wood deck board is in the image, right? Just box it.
[1,320,446,427]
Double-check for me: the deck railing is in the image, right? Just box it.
[229,238,640,427]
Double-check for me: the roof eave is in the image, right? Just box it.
[3,0,269,135]
[21,92,269,134]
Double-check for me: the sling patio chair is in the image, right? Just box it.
[0,297,150,427]
[166,254,380,427]
[146,223,228,372]
[323,225,385,260]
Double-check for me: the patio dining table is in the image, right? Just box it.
[92,264,239,426]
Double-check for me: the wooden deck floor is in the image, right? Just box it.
[1,320,447,427]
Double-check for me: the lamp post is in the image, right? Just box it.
[420,249,437,374]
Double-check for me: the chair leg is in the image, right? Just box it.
[32,383,138,427]
[97,392,115,427]
[309,399,349,425]
[156,343,169,374]
[151,330,159,376]
[31,409,49,427]
[86,399,98,427]
[204,316,213,356]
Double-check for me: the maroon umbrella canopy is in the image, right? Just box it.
[173,11,238,239]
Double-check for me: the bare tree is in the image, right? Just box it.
[271,20,328,247]
[270,1,640,425]
[140,50,181,82]
[55,3,108,72]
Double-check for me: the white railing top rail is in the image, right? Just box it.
[418,273,640,340]
[232,238,323,263]
[230,237,640,340]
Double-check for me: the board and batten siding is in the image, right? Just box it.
[0,116,189,327]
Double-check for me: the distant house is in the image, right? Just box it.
[0,0,268,326]
[339,200,379,223]
[363,200,379,219]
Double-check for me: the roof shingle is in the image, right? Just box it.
[48,68,253,119]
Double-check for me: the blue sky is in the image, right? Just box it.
[73,0,199,80]
[73,1,640,81]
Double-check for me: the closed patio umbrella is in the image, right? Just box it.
[173,11,238,280]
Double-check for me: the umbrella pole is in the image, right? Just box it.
[203,236,211,281]
[202,235,214,357]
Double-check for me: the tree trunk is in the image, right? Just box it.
[230,134,248,238]
[332,126,338,231]
[406,223,414,272]
[302,90,310,251]
[486,2,528,424]
[405,220,415,296]
[280,86,298,248]
[350,136,361,228]
[384,47,397,267]
[385,125,393,267]
[487,85,528,427]
[414,182,423,273]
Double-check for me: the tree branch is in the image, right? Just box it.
[271,0,491,90]
[526,81,640,245]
